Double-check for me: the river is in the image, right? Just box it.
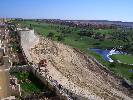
[89,48,123,62]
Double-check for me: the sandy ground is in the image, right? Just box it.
[0,67,10,99]
[20,30,133,100]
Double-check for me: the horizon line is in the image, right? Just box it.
[1,17,133,23]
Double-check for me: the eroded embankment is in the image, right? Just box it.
[20,30,133,100]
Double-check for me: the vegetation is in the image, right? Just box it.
[8,26,26,65]
[46,32,54,39]
[12,72,56,97]
[13,72,42,94]
[111,54,133,64]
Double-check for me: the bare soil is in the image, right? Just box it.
[28,37,133,100]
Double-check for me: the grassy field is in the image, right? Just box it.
[94,29,116,34]
[12,72,56,97]
[18,21,60,36]
[15,20,133,83]
[16,20,122,49]
[111,54,133,64]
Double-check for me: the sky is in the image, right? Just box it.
[0,0,133,22]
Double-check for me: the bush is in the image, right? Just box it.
[130,74,133,80]
[47,32,54,39]
[57,35,64,41]
[109,62,116,68]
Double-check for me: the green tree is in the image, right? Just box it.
[47,32,54,39]
[57,35,64,41]
[109,62,116,68]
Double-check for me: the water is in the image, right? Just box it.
[89,48,122,62]
[128,69,133,73]
[90,48,111,62]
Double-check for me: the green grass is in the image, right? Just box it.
[16,20,123,48]
[109,63,133,83]
[94,29,116,34]
[21,82,41,93]
[12,72,57,97]
[13,72,42,94]
[16,21,59,37]
[111,54,133,64]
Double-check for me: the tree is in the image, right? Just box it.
[29,24,33,29]
[99,34,106,41]
[109,62,116,68]
[78,29,94,37]
[130,74,133,80]
[57,35,64,41]
[47,32,54,39]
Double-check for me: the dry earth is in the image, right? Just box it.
[20,30,133,100]
[30,38,133,100]
[0,67,10,99]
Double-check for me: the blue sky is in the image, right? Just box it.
[0,0,133,22]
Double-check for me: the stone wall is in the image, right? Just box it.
[19,29,39,62]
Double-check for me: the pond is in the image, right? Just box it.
[89,48,123,62]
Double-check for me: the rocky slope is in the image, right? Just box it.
[20,30,133,100]
[29,37,133,100]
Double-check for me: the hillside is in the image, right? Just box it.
[29,37,133,100]
[19,29,133,99]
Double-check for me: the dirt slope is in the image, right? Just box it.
[28,37,133,100]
